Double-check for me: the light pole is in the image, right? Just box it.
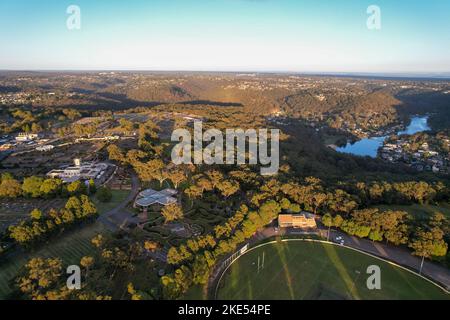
[419,255,425,275]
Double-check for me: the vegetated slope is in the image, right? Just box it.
[282,90,402,130]
[394,89,450,131]
[125,77,287,113]
[3,73,448,127]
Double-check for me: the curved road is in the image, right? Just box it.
[97,173,140,231]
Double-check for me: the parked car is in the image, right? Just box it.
[334,236,345,246]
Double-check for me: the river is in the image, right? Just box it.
[336,116,431,158]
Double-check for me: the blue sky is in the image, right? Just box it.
[0,0,449,72]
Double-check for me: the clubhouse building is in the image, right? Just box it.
[278,212,317,229]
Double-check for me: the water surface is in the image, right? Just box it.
[336,116,430,157]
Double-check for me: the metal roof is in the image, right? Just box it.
[135,188,178,207]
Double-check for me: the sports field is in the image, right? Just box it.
[217,241,449,300]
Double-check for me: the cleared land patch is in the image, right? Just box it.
[375,203,450,220]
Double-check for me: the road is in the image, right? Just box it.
[97,172,140,231]
[95,173,171,264]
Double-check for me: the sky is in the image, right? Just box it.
[0,0,449,73]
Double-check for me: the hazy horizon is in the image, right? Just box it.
[1,69,450,79]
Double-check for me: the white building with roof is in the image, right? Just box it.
[16,133,38,142]
[36,145,54,152]
[134,188,178,209]
[47,159,110,183]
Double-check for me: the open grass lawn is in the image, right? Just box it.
[0,222,106,299]
[92,190,130,215]
[217,241,449,300]
[375,203,450,220]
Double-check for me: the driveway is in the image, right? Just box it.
[97,172,140,231]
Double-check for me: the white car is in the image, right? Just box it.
[334,236,345,245]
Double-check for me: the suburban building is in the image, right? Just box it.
[75,135,120,143]
[15,133,38,142]
[278,213,317,229]
[47,159,111,183]
[134,188,178,209]
[36,145,54,152]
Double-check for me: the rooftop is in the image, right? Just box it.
[278,212,317,229]
[134,188,178,208]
